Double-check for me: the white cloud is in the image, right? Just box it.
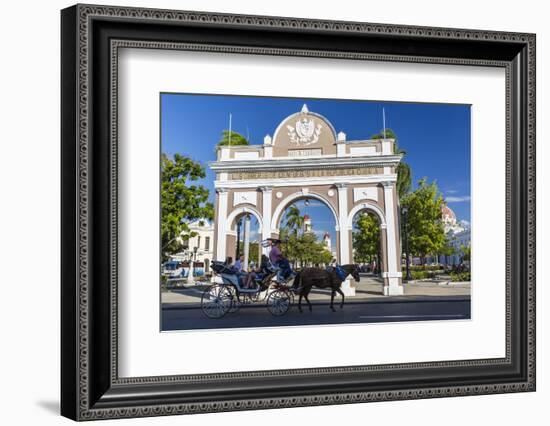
[445,189,459,194]
[445,195,471,203]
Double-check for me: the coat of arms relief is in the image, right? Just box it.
[287,117,323,146]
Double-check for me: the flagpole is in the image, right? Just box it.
[229,113,232,146]
[383,107,386,139]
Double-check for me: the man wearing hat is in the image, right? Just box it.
[264,238,295,282]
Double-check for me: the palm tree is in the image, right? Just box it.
[395,151,412,199]
[371,128,411,199]
[217,130,250,146]
[283,204,304,236]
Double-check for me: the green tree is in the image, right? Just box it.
[293,232,332,266]
[161,153,214,261]
[439,239,457,265]
[237,241,259,265]
[280,227,332,267]
[401,178,446,264]
[371,128,398,141]
[352,213,380,264]
[395,157,412,199]
[460,244,471,262]
[283,204,304,236]
[371,128,412,199]
[217,130,250,146]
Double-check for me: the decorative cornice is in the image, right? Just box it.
[215,174,398,189]
[209,155,402,172]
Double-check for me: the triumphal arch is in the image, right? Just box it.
[210,104,404,296]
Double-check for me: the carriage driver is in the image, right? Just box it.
[264,238,296,282]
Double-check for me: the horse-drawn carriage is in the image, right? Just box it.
[200,260,361,319]
[200,261,294,319]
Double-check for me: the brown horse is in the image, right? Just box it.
[292,264,360,312]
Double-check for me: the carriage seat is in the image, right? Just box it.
[211,260,237,275]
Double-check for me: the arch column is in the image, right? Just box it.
[336,184,350,264]
[382,181,404,295]
[260,186,272,255]
[215,188,229,261]
[336,183,355,296]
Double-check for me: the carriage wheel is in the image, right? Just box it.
[267,289,291,316]
[227,286,242,313]
[201,285,232,319]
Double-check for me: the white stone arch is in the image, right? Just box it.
[226,206,263,234]
[271,191,339,232]
[347,202,387,230]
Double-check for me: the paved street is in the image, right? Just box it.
[162,296,470,330]
[161,275,471,331]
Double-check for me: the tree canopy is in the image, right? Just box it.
[281,229,333,266]
[161,153,214,260]
[370,128,398,140]
[279,204,333,266]
[217,130,250,146]
[283,204,304,236]
[401,178,446,263]
[352,213,380,264]
[460,244,471,262]
[370,128,411,199]
[236,241,259,264]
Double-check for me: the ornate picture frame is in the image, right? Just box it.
[61,4,535,420]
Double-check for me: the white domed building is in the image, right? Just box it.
[439,204,470,266]
[441,204,465,235]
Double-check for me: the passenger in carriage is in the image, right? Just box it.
[222,256,243,276]
[233,255,244,273]
[243,255,274,288]
[243,261,259,289]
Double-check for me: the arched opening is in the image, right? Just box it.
[277,197,337,269]
[272,192,338,232]
[229,212,262,271]
[351,208,385,280]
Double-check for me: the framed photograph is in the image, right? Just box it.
[61,4,536,421]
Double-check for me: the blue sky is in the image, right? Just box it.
[161,93,471,243]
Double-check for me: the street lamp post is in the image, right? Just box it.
[187,246,199,286]
[243,214,251,271]
[402,206,412,282]
[235,218,241,260]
